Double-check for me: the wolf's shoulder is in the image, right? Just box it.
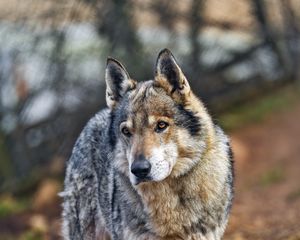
[84,108,111,135]
[213,124,233,171]
[214,124,230,144]
[76,108,111,145]
[213,123,234,191]
[66,108,111,170]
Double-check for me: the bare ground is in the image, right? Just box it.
[224,101,300,240]
[1,100,300,240]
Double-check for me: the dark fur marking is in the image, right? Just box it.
[179,195,187,207]
[138,85,149,103]
[111,178,122,239]
[74,187,84,239]
[111,177,117,220]
[178,189,193,207]
[175,104,201,136]
[184,218,207,235]
[193,218,207,235]
[108,111,117,147]
[159,58,181,94]
[135,223,150,236]
[225,141,234,216]
[107,65,125,101]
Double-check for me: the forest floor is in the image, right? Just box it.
[0,87,300,240]
[223,92,300,240]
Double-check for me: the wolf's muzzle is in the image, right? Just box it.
[131,154,151,179]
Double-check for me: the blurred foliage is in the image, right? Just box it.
[19,230,43,240]
[219,85,300,131]
[1,230,43,240]
[0,195,28,218]
[260,167,285,187]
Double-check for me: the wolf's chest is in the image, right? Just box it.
[136,183,211,238]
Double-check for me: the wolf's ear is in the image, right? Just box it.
[154,49,190,99]
[105,57,136,109]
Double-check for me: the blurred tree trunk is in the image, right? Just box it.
[86,0,149,79]
[188,0,204,80]
[252,0,293,78]
[150,0,177,32]
[279,0,300,80]
[0,131,13,192]
[95,0,139,53]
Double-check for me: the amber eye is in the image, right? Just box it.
[121,126,131,137]
[156,121,169,132]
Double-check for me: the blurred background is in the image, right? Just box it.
[0,0,300,239]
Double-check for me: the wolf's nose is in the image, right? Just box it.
[131,156,151,179]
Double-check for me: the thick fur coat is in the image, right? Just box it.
[61,49,234,240]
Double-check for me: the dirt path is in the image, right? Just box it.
[224,101,300,240]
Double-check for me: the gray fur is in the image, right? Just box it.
[61,108,233,240]
[61,109,153,239]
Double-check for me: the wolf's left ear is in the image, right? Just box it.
[155,49,190,98]
[105,57,136,109]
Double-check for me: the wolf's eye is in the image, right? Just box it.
[121,127,131,137]
[156,121,169,132]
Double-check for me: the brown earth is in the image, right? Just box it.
[224,101,300,240]
[1,100,300,240]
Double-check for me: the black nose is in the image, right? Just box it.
[131,155,151,179]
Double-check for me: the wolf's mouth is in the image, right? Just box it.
[134,176,153,185]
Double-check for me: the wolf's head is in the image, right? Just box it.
[106,49,214,185]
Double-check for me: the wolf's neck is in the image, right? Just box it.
[136,152,220,238]
[137,180,185,238]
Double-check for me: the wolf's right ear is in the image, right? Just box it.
[105,58,136,109]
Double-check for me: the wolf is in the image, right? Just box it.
[61,49,234,240]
